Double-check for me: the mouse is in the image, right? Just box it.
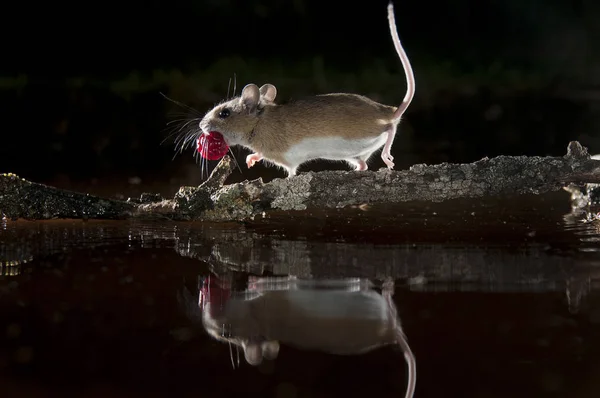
[193,275,416,398]
[197,1,415,178]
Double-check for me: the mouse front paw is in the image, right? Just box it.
[246,153,263,168]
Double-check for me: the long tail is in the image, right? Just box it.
[395,327,417,398]
[387,2,416,122]
[383,279,416,398]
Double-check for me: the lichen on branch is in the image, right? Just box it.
[2,141,600,222]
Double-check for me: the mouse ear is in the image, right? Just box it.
[241,84,260,114]
[261,340,280,360]
[242,342,263,366]
[259,84,277,103]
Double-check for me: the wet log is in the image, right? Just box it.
[0,173,135,221]
[1,141,600,222]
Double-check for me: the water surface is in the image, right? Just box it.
[2,192,600,397]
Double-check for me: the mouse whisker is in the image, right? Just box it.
[197,150,212,181]
[173,125,198,145]
[166,111,200,119]
[184,131,202,153]
[172,133,191,154]
[227,77,232,100]
[165,118,198,140]
[168,121,202,153]
[161,116,201,149]
[193,150,201,170]
[228,341,235,369]
[169,118,200,132]
[201,157,209,181]
[227,148,243,176]
[233,72,237,97]
[159,92,203,117]
[165,116,199,126]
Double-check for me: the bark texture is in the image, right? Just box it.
[1,141,599,222]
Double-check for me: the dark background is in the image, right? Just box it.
[1,0,599,198]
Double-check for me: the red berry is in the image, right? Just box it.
[197,131,230,160]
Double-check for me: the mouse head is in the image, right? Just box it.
[201,301,281,366]
[198,274,281,367]
[199,83,277,146]
[201,300,281,366]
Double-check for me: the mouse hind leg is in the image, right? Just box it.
[286,166,297,178]
[349,129,395,172]
[381,125,398,169]
[348,157,369,171]
[269,155,299,178]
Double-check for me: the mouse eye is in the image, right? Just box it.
[218,109,231,119]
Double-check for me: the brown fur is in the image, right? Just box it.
[198,2,414,177]
[251,94,395,164]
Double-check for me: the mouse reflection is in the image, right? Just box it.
[194,275,416,398]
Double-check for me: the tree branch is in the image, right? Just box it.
[2,141,600,222]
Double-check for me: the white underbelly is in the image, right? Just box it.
[283,134,387,165]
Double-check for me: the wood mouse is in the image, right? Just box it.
[198,2,415,178]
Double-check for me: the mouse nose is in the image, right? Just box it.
[199,119,209,132]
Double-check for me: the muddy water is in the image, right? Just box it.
[2,192,600,397]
